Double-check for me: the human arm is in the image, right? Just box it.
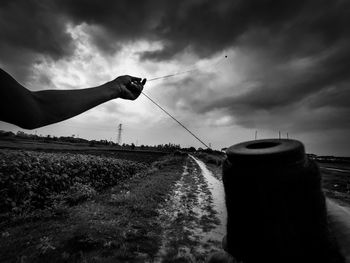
[0,68,146,129]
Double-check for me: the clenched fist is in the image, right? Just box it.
[108,75,147,100]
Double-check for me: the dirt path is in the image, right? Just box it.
[155,155,227,262]
[190,156,227,242]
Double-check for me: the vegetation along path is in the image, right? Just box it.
[0,151,227,262]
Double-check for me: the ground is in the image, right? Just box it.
[320,162,350,206]
[0,144,349,263]
[0,154,184,262]
[0,148,228,263]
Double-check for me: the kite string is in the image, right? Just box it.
[147,68,199,82]
[141,91,210,149]
[141,55,228,148]
[147,55,228,82]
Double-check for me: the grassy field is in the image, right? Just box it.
[0,139,166,164]
[0,147,186,262]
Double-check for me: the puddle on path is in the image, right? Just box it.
[190,155,227,243]
[154,156,227,262]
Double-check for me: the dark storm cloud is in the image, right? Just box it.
[48,0,330,59]
[190,33,350,130]
[202,43,350,112]
[0,1,72,58]
[54,0,165,54]
[1,0,349,132]
[139,0,307,60]
[2,0,348,70]
[0,0,75,81]
[126,0,349,132]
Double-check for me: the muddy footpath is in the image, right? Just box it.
[155,156,227,262]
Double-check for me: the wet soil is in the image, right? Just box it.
[155,156,227,262]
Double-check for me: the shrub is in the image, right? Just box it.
[64,182,96,206]
[0,150,146,214]
[195,152,224,166]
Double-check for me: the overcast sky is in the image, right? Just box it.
[0,0,349,156]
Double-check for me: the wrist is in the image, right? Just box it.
[103,81,121,100]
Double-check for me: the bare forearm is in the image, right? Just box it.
[0,84,116,129]
[0,68,144,129]
[32,84,116,128]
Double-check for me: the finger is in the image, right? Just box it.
[135,83,144,93]
[129,82,143,93]
[138,83,144,94]
[130,76,142,83]
[141,78,147,85]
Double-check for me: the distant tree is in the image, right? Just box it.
[189,147,196,152]
[0,130,14,137]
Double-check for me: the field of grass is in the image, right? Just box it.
[0,139,166,164]
[0,147,186,262]
[0,149,148,216]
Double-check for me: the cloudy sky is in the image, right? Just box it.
[0,0,349,155]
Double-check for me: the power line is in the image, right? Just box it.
[141,91,210,149]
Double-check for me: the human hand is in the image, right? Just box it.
[109,75,146,100]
